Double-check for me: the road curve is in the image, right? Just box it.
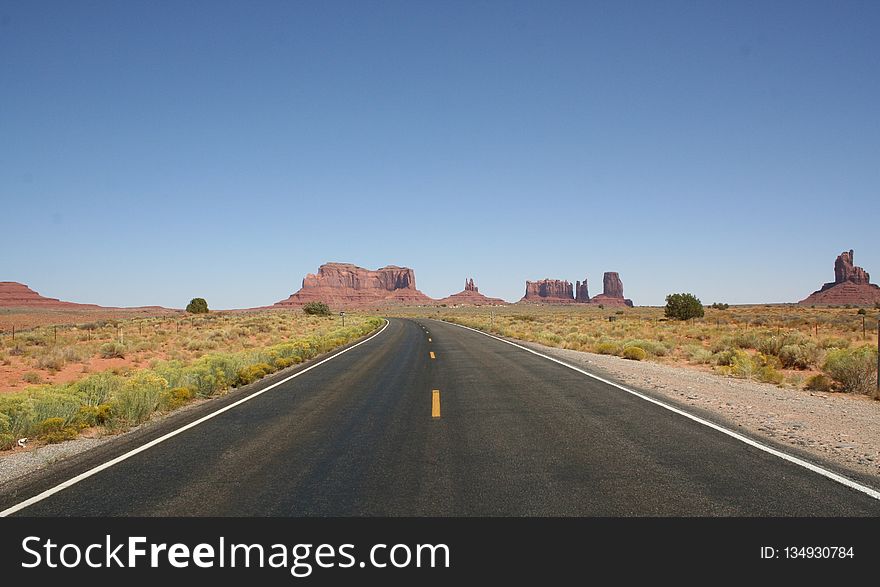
[3,318,879,516]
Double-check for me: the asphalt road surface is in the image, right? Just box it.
[3,318,879,516]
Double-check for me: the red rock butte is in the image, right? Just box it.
[589,272,634,307]
[520,272,633,306]
[438,278,506,306]
[274,263,434,308]
[0,281,101,309]
[799,250,880,306]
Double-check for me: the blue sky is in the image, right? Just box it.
[2,1,878,308]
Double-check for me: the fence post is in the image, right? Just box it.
[876,320,879,395]
[12,325,14,341]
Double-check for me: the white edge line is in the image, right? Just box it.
[442,320,880,502]
[0,319,390,517]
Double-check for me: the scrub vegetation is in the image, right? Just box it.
[0,311,381,450]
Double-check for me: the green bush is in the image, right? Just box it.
[303,302,332,316]
[665,293,704,321]
[710,302,729,310]
[186,298,209,314]
[857,308,867,315]
[100,341,127,359]
[822,346,877,394]
[622,346,647,361]
[0,433,14,450]
[804,374,834,392]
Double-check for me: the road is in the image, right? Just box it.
[3,318,879,516]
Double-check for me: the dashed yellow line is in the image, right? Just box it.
[432,390,441,419]
[429,351,436,359]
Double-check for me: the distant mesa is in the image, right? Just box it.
[0,281,102,309]
[438,277,506,306]
[520,272,633,306]
[0,281,170,311]
[521,279,576,303]
[799,249,880,306]
[275,262,433,308]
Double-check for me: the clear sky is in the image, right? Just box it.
[2,1,878,308]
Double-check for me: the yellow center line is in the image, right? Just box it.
[432,389,441,419]
[429,351,436,359]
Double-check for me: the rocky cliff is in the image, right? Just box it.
[575,279,590,302]
[275,263,433,308]
[800,250,880,306]
[589,272,634,307]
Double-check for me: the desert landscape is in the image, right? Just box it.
[2,250,878,464]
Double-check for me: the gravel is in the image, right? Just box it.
[0,436,114,485]
[517,340,880,484]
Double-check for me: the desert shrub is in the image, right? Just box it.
[710,302,730,310]
[758,365,785,385]
[594,342,620,355]
[100,341,126,358]
[622,346,647,361]
[73,371,122,406]
[822,347,877,394]
[665,293,704,321]
[36,349,67,372]
[303,302,332,316]
[77,403,112,426]
[725,350,756,379]
[112,372,167,426]
[159,387,194,411]
[727,332,758,350]
[857,308,867,315]
[778,343,822,369]
[186,298,209,314]
[819,337,850,350]
[39,417,79,444]
[684,345,713,364]
[274,357,294,370]
[22,372,43,384]
[712,349,738,367]
[804,374,834,392]
[235,362,273,387]
[622,339,669,356]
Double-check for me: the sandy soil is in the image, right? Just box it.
[517,339,880,484]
